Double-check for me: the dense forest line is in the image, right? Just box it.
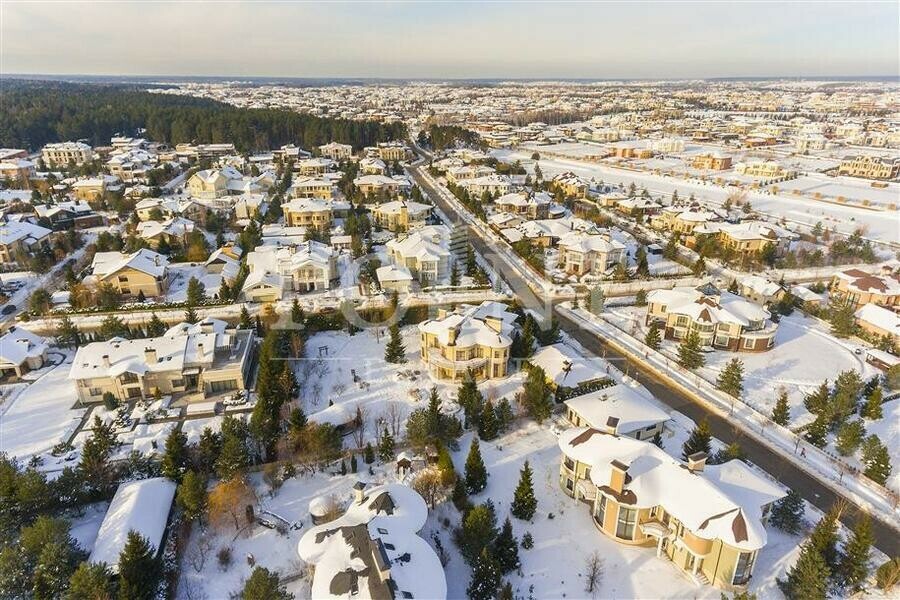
[0,80,407,152]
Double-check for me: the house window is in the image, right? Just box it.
[733,551,755,585]
[594,495,607,526]
[89,387,102,396]
[565,478,574,491]
[171,379,184,388]
[743,338,755,350]
[616,507,637,540]
[209,379,238,393]
[564,457,575,471]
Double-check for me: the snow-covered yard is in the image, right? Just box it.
[0,352,85,461]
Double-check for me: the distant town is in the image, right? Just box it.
[0,76,897,600]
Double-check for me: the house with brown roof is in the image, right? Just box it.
[831,268,900,309]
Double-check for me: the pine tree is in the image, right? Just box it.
[241,566,293,600]
[493,517,520,573]
[478,400,499,441]
[467,548,502,600]
[861,386,883,420]
[644,322,662,350]
[146,312,167,337]
[384,323,407,363]
[804,381,830,416]
[498,581,514,600]
[465,437,488,494]
[32,542,77,600]
[677,330,704,369]
[117,531,162,600]
[804,415,828,448]
[184,305,199,325]
[511,460,537,520]
[808,507,841,573]
[239,306,253,329]
[521,365,553,424]
[861,435,891,485]
[215,425,249,480]
[466,246,477,276]
[160,427,188,482]
[496,398,514,432]
[772,390,791,426]
[651,430,663,448]
[350,454,358,473]
[67,562,114,600]
[781,541,830,600]
[378,427,395,462]
[186,276,206,306]
[55,315,81,348]
[450,261,460,286]
[716,358,744,398]
[839,513,873,593]
[457,502,498,562]
[681,419,712,460]
[291,298,304,324]
[770,489,804,535]
[457,372,484,428]
[177,470,208,523]
[835,419,865,456]
[364,443,375,464]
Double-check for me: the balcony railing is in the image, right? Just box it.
[426,350,487,371]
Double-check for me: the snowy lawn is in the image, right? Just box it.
[0,352,85,461]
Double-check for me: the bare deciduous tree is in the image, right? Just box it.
[584,551,604,596]
[189,532,214,573]
[351,404,367,449]
[385,402,405,437]
[412,468,444,509]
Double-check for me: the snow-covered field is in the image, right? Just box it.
[0,353,85,461]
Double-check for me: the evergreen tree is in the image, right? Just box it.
[861,435,891,485]
[117,531,161,600]
[651,430,664,448]
[186,276,206,306]
[861,386,883,420]
[215,421,250,480]
[835,419,866,456]
[350,454,358,473]
[196,427,222,475]
[291,298,304,324]
[496,398,514,432]
[681,418,712,460]
[521,365,553,424]
[364,443,375,464]
[781,541,830,600]
[830,299,857,338]
[55,315,81,348]
[384,323,407,363]
[467,548,502,600]
[239,306,253,329]
[456,502,498,563]
[378,427,395,462]
[716,358,744,398]
[161,427,188,482]
[772,390,791,426]
[177,470,208,523]
[465,437,488,494]
[493,517,520,573]
[457,372,484,428]
[450,261,460,286]
[511,460,537,520]
[839,513,873,593]
[241,566,293,600]
[804,381,830,416]
[466,246,477,276]
[32,541,78,600]
[478,400,499,441]
[770,489,804,535]
[644,322,662,350]
[809,507,841,573]
[677,330,704,369]
[67,562,114,600]
[804,415,828,448]
[184,305,199,325]
[498,581,514,600]
[145,313,167,337]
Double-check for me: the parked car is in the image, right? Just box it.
[1,304,17,315]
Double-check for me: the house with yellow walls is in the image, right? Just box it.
[88,248,169,298]
[558,427,785,590]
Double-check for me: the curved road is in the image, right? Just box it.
[408,154,900,557]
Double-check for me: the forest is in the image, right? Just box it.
[0,80,407,152]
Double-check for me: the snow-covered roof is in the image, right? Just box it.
[558,231,626,254]
[647,285,769,327]
[88,478,176,572]
[91,248,169,279]
[297,483,446,600]
[564,384,670,435]
[136,217,195,240]
[0,221,51,246]
[163,317,229,338]
[373,199,431,217]
[376,264,413,283]
[855,303,900,335]
[558,428,785,551]
[0,327,47,367]
[529,343,607,388]
[741,275,782,298]
[69,331,218,381]
[386,225,451,263]
[835,269,900,297]
[418,301,516,349]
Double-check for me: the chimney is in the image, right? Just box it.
[484,316,502,333]
[197,342,204,357]
[609,459,628,494]
[437,308,447,320]
[144,347,157,364]
[353,481,367,504]
[447,325,460,346]
[101,354,111,368]
[604,416,620,436]
[154,256,160,266]
[687,451,707,473]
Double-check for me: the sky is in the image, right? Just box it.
[1,1,898,79]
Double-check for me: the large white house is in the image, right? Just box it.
[385,225,452,284]
[242,241,337,300]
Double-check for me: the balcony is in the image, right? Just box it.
[427,349,487,371]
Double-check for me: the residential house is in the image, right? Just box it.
[739,275,785,306]
[88,248,169,298]
[42,142,93,166]
[353,174,411,197]
[372,200,431,232]
[297,483,447,600]
[461,174,511,197]
[386,225,452,284]
[563,384,670,441]
[652,206,718,236]
[290,176,334,200]
[34,200,104,230]
[646,284,777,352]
[359,157,387,175]
[855,304,899,346]
[831,268,900,308]
[691,153,733,171]
[282,198,334,229]
[494,191,551,220]
[295,157,335,176]
[838,155,900,180]
[0,221,52,266]
[376,264,414,294]
[136,217,196,250]
[71,178,106,202]
[0,327,48,379]
[318,142,353,160]
[446,165,495,185]
[242,241,337,300]
[69,320,254,403]
[557,231,627,276]
[418,301,516,380]
[0,159,35,187]
[551,172,589,198]
[558,427,785,590]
